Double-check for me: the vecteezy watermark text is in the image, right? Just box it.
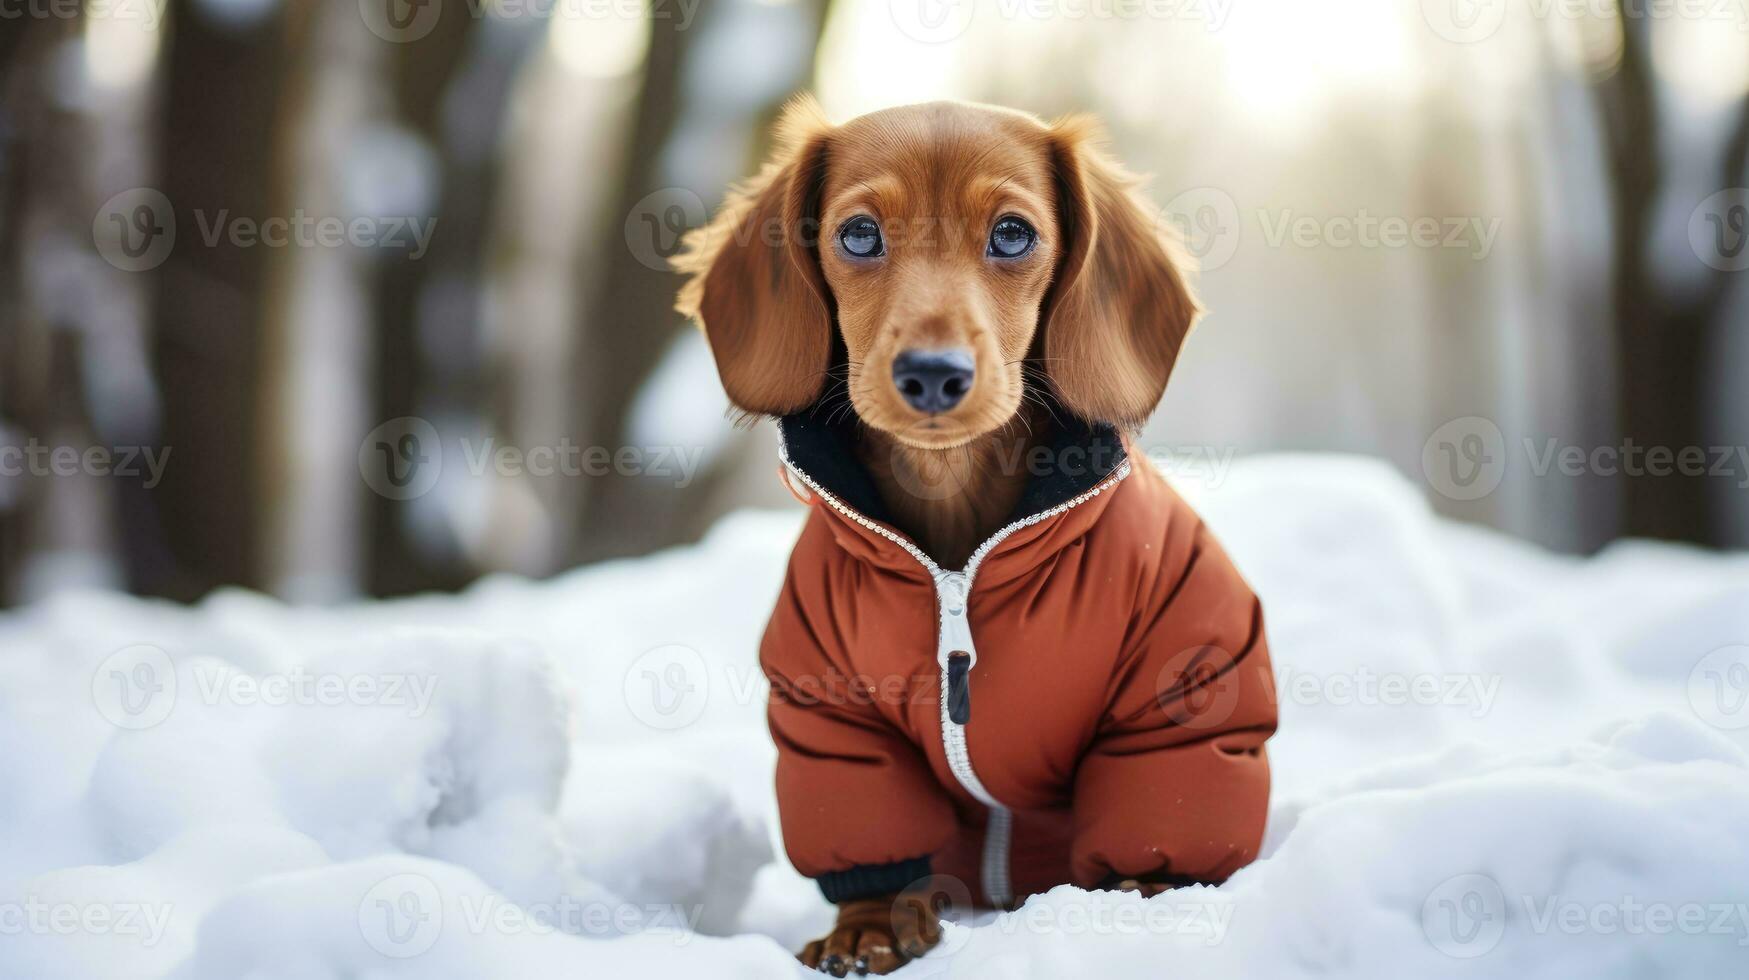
[190,210,435,259]
[91,644,440,731]
[0,0,164,27]
[360,0,701,43]
[1154,189,1503,272]
[358,417,707,501]
[1423,873,1749,958]
[456,437,704,485]
[888,0,1233,44]
[1276,665,1502,718]
[0,440,171,488]
[1422,417,1749,501]
[357,872,705,959]
[1421,0,1749,45]
[93,188,436,273]
[0,898,173,946]
[990,895,1234,944]
[1257,208,1501,260]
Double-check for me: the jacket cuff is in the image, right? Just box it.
[816,856,932,903]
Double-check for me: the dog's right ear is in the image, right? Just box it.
[1040,115,1200,430]
[674,96,834,417]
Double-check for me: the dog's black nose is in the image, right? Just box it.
[892,349,975,414]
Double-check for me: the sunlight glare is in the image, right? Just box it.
[548,0,652,79]
[814,0,968,119]
[84,10,162,92]
[1653,15,1749,108]
[1217,0,1420,135]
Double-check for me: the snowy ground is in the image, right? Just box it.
[3,455,1748,979]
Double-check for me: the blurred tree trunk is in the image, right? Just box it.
[255,0,392,599]
[366,2,486,596]
[564,8,700,565]
[0,25,35,602]
[0,14,137,601]
[569,0,830,564]
[0,18,76,603]
[146,0,291,599]
[1594,19,1749,544]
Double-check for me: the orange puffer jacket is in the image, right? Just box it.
[764,413,1277,907]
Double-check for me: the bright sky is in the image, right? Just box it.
[812,0,1748,132]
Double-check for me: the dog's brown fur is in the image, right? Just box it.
[675,97,1200,568]
[676,97,1208,973]
[675,95,1196,563]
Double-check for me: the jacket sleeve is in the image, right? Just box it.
[763,526,959,902]
[1069,520,1277,888]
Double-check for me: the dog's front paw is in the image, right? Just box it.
[1110,878,1173,897]
[799,892,942,976]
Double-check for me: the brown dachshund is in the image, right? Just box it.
[676,98,1275,976]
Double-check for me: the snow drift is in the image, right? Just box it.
[2,456,1747,978]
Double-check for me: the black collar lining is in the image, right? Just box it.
[777,401,1127,532]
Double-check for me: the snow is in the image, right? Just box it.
[3,455,1748,978]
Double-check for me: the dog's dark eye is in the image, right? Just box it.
[988,216,1036,258]
[838,216,884,258]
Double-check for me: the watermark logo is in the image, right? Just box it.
[357,417,707,500]
[627,187,708,272]
[1424,0,1749,44]
[359,0,442,42]
[91,644,177,730]
[1154,645,1244,729]
[1276,666,1502,718]
[1425,873,1749,955]
[1153,191,1501,269]
[881,429,1148,503]
[1689,644,1749,731]
[890,0,1233,40]
[1420,0,1510,42]
[890,0,977,42]
[2,0,167,28]
[359,417,443,501]
[1422,420,1749,501]
[93,188,175,273]
[364,0,702,41]
[989,891,1234,944]
[95,190,436,271]
[1257,209,1501,260]
[897,874,976,958]
[359,873,443,957]
[457,894,702,939]
[187,209,435,257]
[1423,873,1508,957]
[1162,187,1241,272]
[357,874,704,950]
[90,648,438,729]
[883,417,981,502]
[198,666,438,717]
[1422,416,1508,502]
[623,644,710,730]
[1690,188,1749,273]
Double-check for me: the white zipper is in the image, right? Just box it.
[778,437,1132,906]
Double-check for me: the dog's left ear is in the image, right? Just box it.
[1040,117,1201,429]
[673,96,834,417]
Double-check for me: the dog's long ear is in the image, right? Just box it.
[674,97,833,416]
[1041,117,1200,429]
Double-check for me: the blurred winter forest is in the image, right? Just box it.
[0,0,1745,608]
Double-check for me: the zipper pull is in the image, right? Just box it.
[946,652,971,725]
[936,571,975,725]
